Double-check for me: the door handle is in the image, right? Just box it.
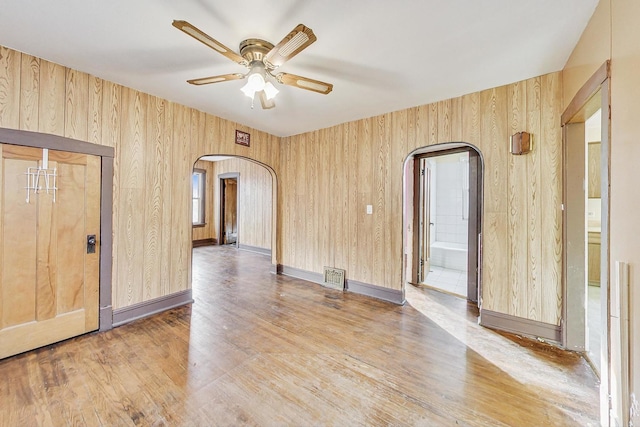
[87,234,97,254]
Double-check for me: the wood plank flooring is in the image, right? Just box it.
[0,245,599,426]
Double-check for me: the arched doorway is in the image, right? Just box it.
[191,155,278,268]
[403,142,483,304]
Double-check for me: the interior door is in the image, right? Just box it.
[223,178,238,245]
[418,157,431,283]
[0,144,100,359]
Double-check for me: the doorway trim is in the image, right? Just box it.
[219,172,240,248]
[404,142,483,305]
[0,127,114,331]
[560,60,610,424]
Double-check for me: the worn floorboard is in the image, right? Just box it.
[0,245,599,426]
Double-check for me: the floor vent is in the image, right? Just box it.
[323,267,345,291]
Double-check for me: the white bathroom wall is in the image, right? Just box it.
[428,158,437,245]
[434,153,469,245]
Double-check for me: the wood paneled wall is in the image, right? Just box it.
[192,158,273,251]
[0,43,563,326]
[280,73,563,326]
[0,45,279,310]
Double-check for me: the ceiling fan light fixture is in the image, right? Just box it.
[174,21,332,109]
[247,72,266,91]
[263,82,279,100]
[240,82,256,99]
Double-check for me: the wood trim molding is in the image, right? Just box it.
[479,309,562,344]
[561,61,610,126]
[279,265,405,305]
[218,172,240,179]
[193,238,216,247]
[238,243,271,256]
[280,265,323,284]
[345,280,405,305]
[112,290,194,327]
[99,157,114,331]
[0,127,115,158]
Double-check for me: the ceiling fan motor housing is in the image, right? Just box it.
[239,38,275,68]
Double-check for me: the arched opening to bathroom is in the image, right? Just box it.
[403,143,483,304]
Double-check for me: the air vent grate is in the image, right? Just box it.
[323,267,345,291]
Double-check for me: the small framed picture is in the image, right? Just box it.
[235,130,250,147]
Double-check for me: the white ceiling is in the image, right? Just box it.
[0,0,597,137]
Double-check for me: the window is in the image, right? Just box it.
[192,169,206,226]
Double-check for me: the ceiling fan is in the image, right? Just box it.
[172,20,333,109]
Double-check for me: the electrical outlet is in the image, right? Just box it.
[366,205,373,215]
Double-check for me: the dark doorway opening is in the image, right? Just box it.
[219,173,239,247]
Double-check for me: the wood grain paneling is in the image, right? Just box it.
[374,114,389,287]
[0,45,281,313]
[115,88,146,308]
[507,81,529,319]
[143,95,166,300]
[19,54,39,131]
[64,68,89,140]
[281,72,564,326]
[38,60,65,136]
[169,104,190,294]
[87,76,103,145]
[526,77,542,322]
[0,47,20,128]
[540,73,563,325]
[160,101,174,297]
[0,43,565,328]
[461,92,481,144]
[481,86,509,215]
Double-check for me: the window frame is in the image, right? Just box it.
[192,168,206,227]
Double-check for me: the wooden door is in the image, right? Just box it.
[223,178,238,245]
[0,144,100,359]
[418,158,431,283]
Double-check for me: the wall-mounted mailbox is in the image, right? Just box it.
[510,131,532,155]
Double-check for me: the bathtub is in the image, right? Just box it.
[430,241,468,272]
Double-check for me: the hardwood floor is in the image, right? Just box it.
[0,245,599,426]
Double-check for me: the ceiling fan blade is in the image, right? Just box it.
[259,91,276,109]
[187,73,245,85]
[275,72,333,95]
[173,20,247,66]
[264,24,317,68]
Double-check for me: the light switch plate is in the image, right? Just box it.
[366,205,373,215]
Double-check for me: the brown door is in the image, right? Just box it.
[0,144,100,359]
[222,178,238,245]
